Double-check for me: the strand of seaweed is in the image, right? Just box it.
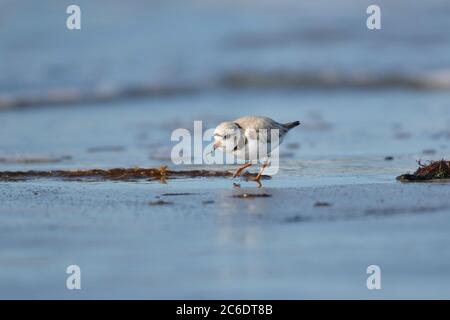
[0,166,265,182]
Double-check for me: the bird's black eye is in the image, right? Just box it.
[223,134,230,139]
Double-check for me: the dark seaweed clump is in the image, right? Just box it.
[396,160,450,182]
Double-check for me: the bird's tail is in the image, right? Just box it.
[283,121,300,129]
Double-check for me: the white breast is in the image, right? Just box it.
[232,137,283,162]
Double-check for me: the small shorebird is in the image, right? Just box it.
[212,115,300,184]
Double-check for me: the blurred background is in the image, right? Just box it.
[1,0,450,173]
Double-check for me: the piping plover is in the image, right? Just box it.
[213,115,300,183]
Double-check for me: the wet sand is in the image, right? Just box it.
[1,179,450,299]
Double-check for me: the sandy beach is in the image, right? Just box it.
[1,0,450,299]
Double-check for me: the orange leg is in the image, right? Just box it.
[233,163,252,178]
[255,162,268,181]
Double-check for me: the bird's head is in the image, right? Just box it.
[213,121,243,152]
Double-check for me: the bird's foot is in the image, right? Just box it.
[252,162,268,188]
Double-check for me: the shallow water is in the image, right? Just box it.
[1,0,450,299]
[2,179,450,299]
[1,89,449,173]
[1,0,450,106]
